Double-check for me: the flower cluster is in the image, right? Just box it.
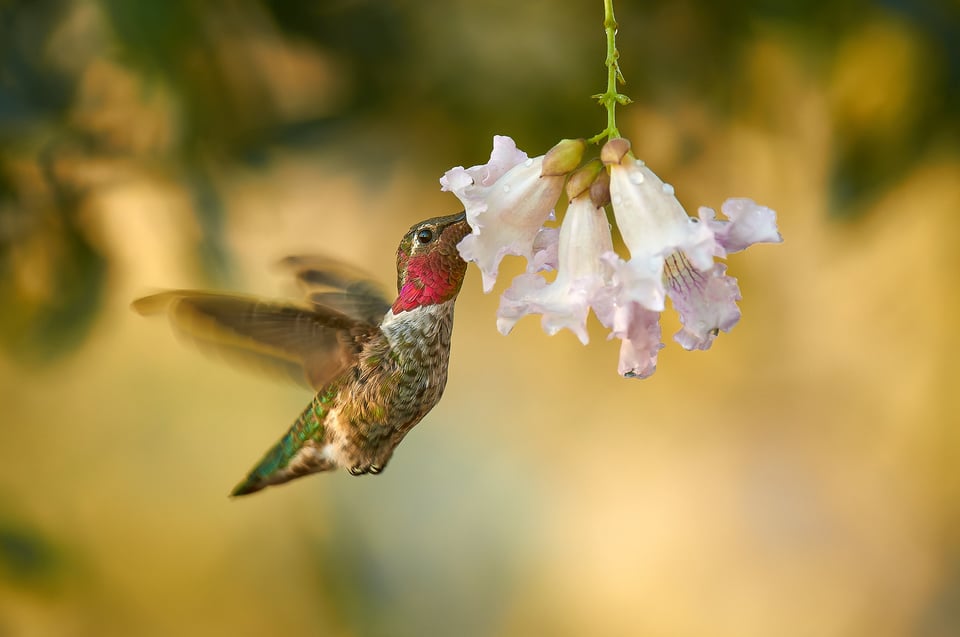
[441,135,782,378]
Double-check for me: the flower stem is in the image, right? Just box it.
[588,0,631,144]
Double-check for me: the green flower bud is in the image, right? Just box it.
[542,138,587,176]
[564,159,604,200]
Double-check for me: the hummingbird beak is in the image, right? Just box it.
[436,210,467,227]
[427,210,469,244]
[444,211,470,243]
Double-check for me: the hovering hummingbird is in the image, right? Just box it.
[133,212,471,496]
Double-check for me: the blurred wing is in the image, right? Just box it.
[280,255,392,325]
[132,291,375,391]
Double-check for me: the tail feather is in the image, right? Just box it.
[230,398,333,496]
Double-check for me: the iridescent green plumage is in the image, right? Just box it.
[229,387,334,496]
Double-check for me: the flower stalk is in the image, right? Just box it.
[589,0,632,144]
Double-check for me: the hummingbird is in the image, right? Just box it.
[133,212,471,496]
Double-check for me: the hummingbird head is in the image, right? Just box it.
[392,211,470,313]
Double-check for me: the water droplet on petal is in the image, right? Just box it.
[634,158,646,167]
[629,171,645,185]
[612,193,623,205]
[503,184,511,193]
[524,158,534,167]
[662,183,675,196]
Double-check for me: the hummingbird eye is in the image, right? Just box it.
[416,228,434,244]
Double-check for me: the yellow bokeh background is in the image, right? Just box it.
[2,2,959,636]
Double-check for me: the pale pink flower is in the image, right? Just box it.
[600,138,782,375]
[497,193,613,343]
[440,136,583,292]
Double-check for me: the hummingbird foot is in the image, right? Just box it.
[347,463,384,476]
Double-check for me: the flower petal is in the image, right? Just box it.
[699,198,782,254]
[608,156,718,271]
[664,253,742,350]
[599,252,665,313]
[528,226,559,273]
[591,257,664,379]
[440,135,528,193]
[613,302,664,379]
[496,273,592,343]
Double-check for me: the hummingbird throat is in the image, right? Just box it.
[392,253,464,313]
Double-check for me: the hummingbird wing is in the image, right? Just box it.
[280,255,392,325]
[132,290,377,391]
[133,255,392,390]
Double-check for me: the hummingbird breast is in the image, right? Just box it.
[325,299,458,473]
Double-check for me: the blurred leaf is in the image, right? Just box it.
[0,154,106,364]
[0,519,64,590]
[826,9,959,218]
[917,555,960,637]
[0,0,77,133]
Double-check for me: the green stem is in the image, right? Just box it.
[588,0,631,144]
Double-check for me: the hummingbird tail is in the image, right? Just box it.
[230,397,334,497]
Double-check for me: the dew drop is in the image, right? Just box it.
[629,171,645,185]
[662,183,675,196]
[503,184,511,193]
[612,193,623,205]
[634,158,646,167]
[524,158,534,167]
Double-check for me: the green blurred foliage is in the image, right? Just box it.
[0,151,106,363]
[0,517,65,590]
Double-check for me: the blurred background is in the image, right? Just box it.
[1,0,959,635]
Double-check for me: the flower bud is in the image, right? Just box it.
[600,137,631,165]
[589,169,611,208]
[542,138,587,176]
[564,159,603,200]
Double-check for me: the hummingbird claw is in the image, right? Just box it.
[346,462,384,476]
